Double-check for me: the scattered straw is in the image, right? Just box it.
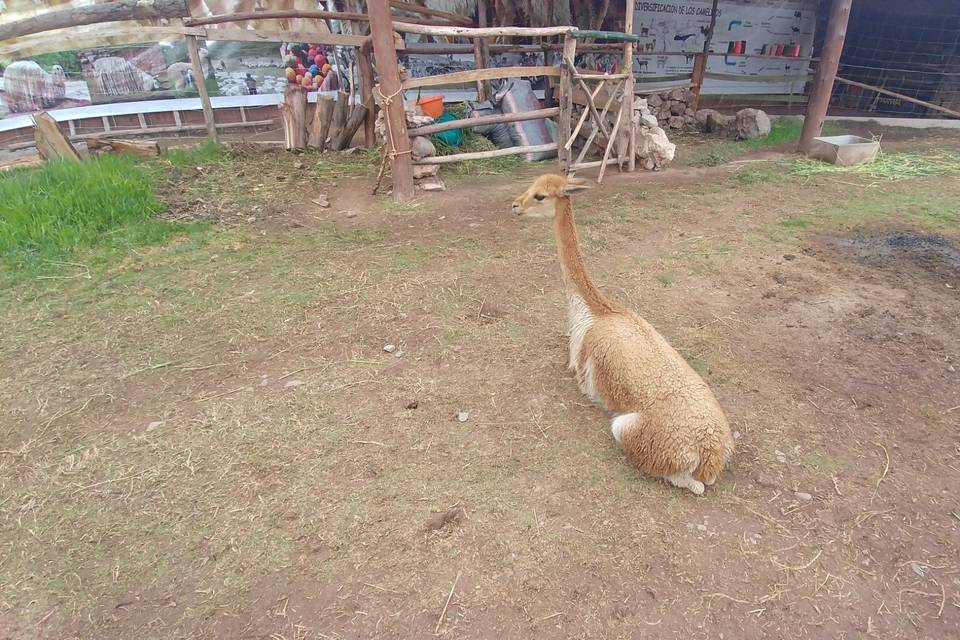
[435,571,461,634]
[789,150,960,181]
[874,443,891,496]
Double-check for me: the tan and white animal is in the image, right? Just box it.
[511,174,734,494]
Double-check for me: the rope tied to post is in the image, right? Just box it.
[375,84,412,161]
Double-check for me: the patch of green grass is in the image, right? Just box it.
[733,167,785,184]
[789,150,960,181]
[330,228,390,245]
[688,119,807,167]
[0,155,204,272]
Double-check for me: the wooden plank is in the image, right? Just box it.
[359,37,377,148]
[389,0,473,26]
[186,34,218,142]
[565,58,613,146]
[137,113,148,130]
[573,81,621,168]
[0,26,206,57]
[328,91,350,147]
[570,29,640,43]
[280,85,308,150]
[0,0,188,42]
[201,28,396,49]
[309,96,336,150]
[392,22,577,38]
[368,0,414,201]
[33,112,81,162]
[566,83,604,150]
[569,157,619,171]
[413,143,557,165]
[558,34,577,172]
[403,65,559,90]
[332,104,369,151]
[704,72,813,83]
[835,76,960,119]
[87,137,160,157]
[185,9,368,26]
[408,108,560,137]
[101,116,112,132]
[597,99,624,183]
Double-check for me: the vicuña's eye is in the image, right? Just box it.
[533,194,545,201]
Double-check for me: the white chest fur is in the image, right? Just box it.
[566,295,593,371]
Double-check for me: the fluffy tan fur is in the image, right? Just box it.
[512,174,734,494]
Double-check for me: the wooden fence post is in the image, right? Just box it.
[367,0,415,201]
[799,0,854,153]
[689,0,719,114]
[558,34,577,174]
[185,34,218,142]
[621,0,636,171]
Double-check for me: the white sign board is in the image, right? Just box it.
[632,0,817,95]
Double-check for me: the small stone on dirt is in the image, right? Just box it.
[383,344,397,353]
[456,411,469,423]
[783,254,796,261]
[345,211,357,218]
[406,400,419,410]
[733,430,741,440]
[911,562,927,577]
[294,160,304,170]
[795,491,812,501]
[284,379,305,388]
[696,524,707,532]
[312,195,330,208]
[146,420,164,432]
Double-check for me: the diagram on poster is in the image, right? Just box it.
[632,0,817,94]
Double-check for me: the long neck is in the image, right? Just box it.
[553,197,611,314]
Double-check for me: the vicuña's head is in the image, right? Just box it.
[511,174,590,219]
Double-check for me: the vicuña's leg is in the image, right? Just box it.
[665,471,704,495]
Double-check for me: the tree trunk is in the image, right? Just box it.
[280,85,308,150]
[0,0,188,41]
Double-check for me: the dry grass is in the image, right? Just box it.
[2,141,960,638]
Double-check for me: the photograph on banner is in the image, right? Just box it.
[632,0,816,94]
[79,42,220,104]
[0,52,92,118]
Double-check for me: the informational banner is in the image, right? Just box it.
[632,0,817,94]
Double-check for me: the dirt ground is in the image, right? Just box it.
[1,126,959,640]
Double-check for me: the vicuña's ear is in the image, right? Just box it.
[562,178,591,195]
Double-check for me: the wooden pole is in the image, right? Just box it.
[622,0,636,171]
[408,107,560,137]
[558,34,577,173]
[279,85,307,150]
[0,0,187,41]
[799,0,854,153]
[184,9,368,26]
[185,34,218,142]
[309,96,336,150]
[359,38,377,147]
[476,0,491,100]
[367,0,415,201]
[689,0,719,113]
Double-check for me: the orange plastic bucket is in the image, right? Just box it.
[418,95,444,118]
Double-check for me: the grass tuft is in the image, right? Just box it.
[434,131,529,176]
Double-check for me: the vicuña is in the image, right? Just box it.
[511,174,734,495]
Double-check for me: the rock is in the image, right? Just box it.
[456,411,469,423]
[668,115,685,129]
[417,176,446,192]
[640,113,659,129]
[284,379,305,388]
[312,195,330,208]
[647,93,663,108]
[669,102,685,116]
[705,111,736,135]
[795,491,813,501]
[633,97,648,112]
[733,430,742,440]
[406,400,419,409]
[412,163,440,179]
[684,108,696,118]
[383,344,397,353]
[635,126,676,170]
[735,108,771,140]
[411,135,436,160]
[146,420,164,432]
[668,88,685,101]
[683,115,695,126]
[696,524,707,532]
